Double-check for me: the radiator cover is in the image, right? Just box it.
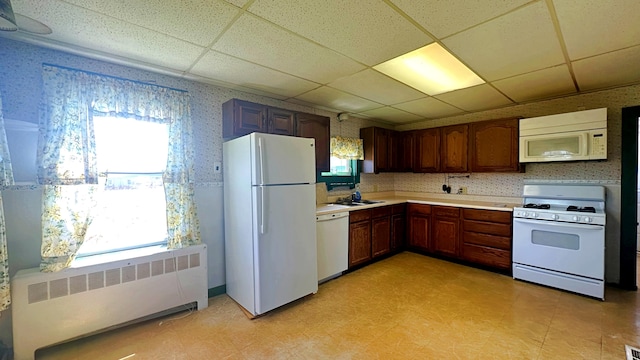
[11,244,208,360]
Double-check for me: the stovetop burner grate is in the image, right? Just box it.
[523,203,551,209]
[566,206,596,213]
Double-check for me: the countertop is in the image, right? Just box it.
[316,195,520,216]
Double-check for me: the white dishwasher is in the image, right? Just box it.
[316,211,349,283]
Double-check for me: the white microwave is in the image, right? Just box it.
[519,108,608,163]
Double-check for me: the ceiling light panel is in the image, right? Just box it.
[373,43,484,96]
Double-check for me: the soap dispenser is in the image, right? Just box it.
[353,183,362,202]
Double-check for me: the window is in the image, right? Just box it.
[317,157,360,190]
[76,116,169,257]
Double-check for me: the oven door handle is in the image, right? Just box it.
[513,218,604,230]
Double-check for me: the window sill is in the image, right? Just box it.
[72,245,168,268]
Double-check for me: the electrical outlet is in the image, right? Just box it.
[458,186,467,194]
[214,161,222,174]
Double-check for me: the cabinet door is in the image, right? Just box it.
[222,99,267,138]
[400,131,415,172]
[414,128,440,172]
[268,108,295,136]
[432,217,459,257]
[374,128,389,172]
[388,130,400,172]
[441,125,468,172]
[371,216,391,258]
[470,118,520,172]
[295,113,330,172]
[407,214,430,251]
[390,213,405,252]
[349,221,371,268]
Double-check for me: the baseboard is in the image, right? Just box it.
[208,285,226,298]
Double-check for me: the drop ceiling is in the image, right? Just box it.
[3,0,640,124]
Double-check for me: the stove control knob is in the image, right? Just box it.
[530,212,537,218]
[551,214,559,220]
[572,216,579,222]
[584,217,592,223]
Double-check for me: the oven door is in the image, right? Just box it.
[512,218,604,280]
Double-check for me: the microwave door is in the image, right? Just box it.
[519,131,589,163]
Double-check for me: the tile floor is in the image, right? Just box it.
[37,252,640,359]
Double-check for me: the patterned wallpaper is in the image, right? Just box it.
[1,37,638,199]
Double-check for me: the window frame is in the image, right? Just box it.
[317,159,360,190]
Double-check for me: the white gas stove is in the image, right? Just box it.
[512,184,606,300]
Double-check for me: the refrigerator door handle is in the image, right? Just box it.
[258,136,265,185]
[260,186,265,235]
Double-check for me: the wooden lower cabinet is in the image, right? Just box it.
[461,208,512,271]
[390,204,406,252]
[407,203,431,251]
[371,206,391,258]
[349,209,372,268]
[431,206,460,257]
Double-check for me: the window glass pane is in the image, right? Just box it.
[77,116,168,257]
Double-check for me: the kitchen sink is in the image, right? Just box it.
[332,199,385,206]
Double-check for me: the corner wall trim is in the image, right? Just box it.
[208,285,226,298]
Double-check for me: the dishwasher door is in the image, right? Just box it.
[316,212,349,283]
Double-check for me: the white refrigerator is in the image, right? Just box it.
[223,132,318,316]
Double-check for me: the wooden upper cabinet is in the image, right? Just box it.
[441,125,468,172]
[361,127,395,173]
[295,113,330,172]
[222,99,267,138]
[414,128,440,172]
[469,118,521,173]
[399,131,415,172]
[388,130,400,172]
[267,108,295,136]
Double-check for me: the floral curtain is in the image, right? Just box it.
[330,136,364,160]
[38,65,200,272]
[0,92,14,311]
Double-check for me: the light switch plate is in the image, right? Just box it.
[214,161,221,174]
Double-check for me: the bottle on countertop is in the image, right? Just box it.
[353,183,362,201]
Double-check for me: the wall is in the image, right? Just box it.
[0,36,638,346]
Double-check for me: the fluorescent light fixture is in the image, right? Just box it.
[374,43,484,96]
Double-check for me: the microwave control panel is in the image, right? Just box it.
[589,130,607,158]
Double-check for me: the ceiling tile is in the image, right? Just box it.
[553,0,640,60]
[328,69,426,105]
[247,0,433,65]
[573,45,640,91]
[45,0,240,47]
[357,107,424,124]
[492,65,576,102]
[225,0,250,8]
[294,87,382,113]
[190,50,319,98]
[390,0,530,38]
[435,84,513,112]
[11,0,205,71]
[443,2,565,81]
[393,97,465,118]
[212,14,365,84]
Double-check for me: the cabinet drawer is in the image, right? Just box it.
[462,209,511,224]
[350,209,371,223]
[407,203,431,216]
[392,204,406,215]
[433,206,460,218]
[463,220,511,237]
[462,243,511,270]
[463,231,511,250]
[372,206,391,218]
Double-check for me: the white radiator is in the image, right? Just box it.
[11,244,208,360]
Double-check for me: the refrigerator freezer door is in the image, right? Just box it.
[253,183,318,315]
[251,133,316,186]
